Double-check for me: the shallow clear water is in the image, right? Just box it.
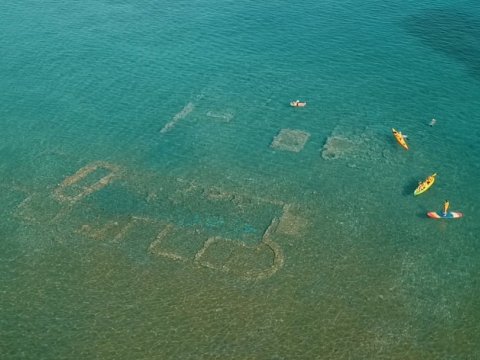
[1,0,479,358]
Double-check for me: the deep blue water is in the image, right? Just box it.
[1,1,479,358]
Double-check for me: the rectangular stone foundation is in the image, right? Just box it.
[149,223,208,262]
[271,129,310,152]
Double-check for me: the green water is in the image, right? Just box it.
[1,0,479,358]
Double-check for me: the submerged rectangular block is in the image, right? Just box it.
[271,129,310,152]
[206,110,234,123]
[149,223,207,261]
[53,162,120,204]
[321,135,357,160]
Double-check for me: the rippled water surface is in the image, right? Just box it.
[1,0,479,358]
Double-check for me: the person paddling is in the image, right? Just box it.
[290,100,306,107]
[443,200,450,216]
[427,200,463,219]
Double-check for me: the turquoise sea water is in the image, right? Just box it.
[1,0,480,358]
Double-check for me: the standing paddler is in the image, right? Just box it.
[443,200,450,216]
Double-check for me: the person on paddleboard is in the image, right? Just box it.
[443,200,450,216]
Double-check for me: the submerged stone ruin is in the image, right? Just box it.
[206,110,234,123]
[271,128,311,153]
[321,135,359,160]
[13,161,309,282]
[321,126,390,163]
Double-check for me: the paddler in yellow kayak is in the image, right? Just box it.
[392,128,409,150]
[414,173,436,195]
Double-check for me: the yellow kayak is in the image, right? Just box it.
[392,128,408,150]
[414,173,436,196]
